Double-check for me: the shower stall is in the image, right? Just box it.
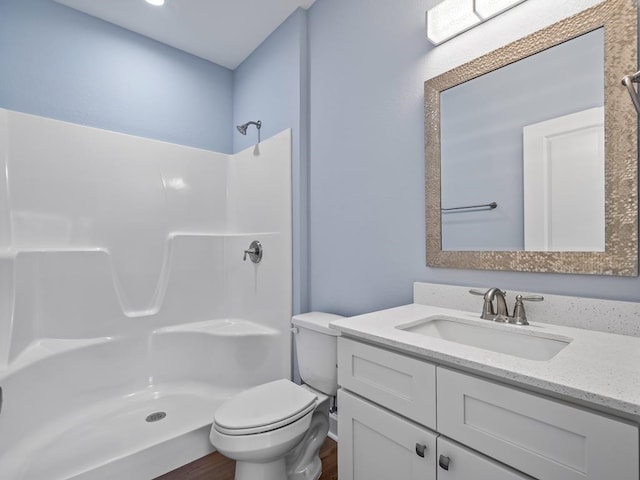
[0,108,292,479]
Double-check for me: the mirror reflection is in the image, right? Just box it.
[440,29,604,252]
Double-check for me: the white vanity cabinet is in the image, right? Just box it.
[337,337,640,480]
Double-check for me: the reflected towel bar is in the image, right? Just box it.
[622,71,640,114]
[441,202,497,212]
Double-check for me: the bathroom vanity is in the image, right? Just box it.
[331,298,640,480]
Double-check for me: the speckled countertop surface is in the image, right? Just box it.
[330,303,640,422]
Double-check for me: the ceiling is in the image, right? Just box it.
[54,0,317,70]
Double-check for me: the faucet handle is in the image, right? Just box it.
[469,288,506,297]
[520,294,544,302]
[511,294,544,325]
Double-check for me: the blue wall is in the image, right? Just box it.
[0,0,233,152]
[307,0,640,316]
[233,9,310,314]
[307,0,432,314]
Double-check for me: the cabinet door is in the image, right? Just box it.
[437,437,533,480]
[437,368,639,480]
[338,337,436,429]
[338,389,437,480]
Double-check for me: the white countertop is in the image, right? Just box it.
[330,303,640,421]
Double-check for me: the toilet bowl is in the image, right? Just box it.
[209,312,342,480]
[210,379,329,480]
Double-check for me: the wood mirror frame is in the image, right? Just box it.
[425,0,638,276]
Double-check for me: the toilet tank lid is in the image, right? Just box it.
[292,312,343,336]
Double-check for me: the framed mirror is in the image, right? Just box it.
[425,0,638,276]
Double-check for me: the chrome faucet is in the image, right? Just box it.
[469,288,543,325]
[485,288,510,322]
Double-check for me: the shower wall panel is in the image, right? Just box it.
[225,133,293,378]
[3,110,228,313]
[0,108,292,375]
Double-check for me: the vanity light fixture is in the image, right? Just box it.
[474,0,526,18]
[426,0,526,45]
[145,0,165,6]
[426,0,481,46]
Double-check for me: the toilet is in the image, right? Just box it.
[209,312,343,480]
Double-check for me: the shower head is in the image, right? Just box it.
[236,120,261,135]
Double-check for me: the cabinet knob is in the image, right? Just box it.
[439,454,450,470]
[415,443,427,458]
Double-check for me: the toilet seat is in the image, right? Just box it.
[214,379,318,436]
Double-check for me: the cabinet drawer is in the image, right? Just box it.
[338,389,437,480]
[437,437,533,480]
[437,368,639,480]
[338,338,436,429]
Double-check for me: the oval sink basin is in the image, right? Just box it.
[396,316,571,361]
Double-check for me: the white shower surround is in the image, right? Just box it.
[0,109,293,479]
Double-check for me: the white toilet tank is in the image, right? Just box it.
[292,312,343,396]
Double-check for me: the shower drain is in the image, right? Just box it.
[146,411,167,423]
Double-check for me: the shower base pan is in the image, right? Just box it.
[0,383,228,480]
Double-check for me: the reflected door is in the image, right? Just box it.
[523,107,605,251]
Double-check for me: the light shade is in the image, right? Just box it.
[145,0,165,6]
[426,0,527,46]
[474,0,526,19]
[427,0,481,45]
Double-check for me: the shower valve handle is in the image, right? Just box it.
[243,241,263,263]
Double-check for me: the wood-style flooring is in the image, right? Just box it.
[155,437,337,480]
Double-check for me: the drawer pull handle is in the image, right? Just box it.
[415,443,427,458]
[439,454,450,470]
